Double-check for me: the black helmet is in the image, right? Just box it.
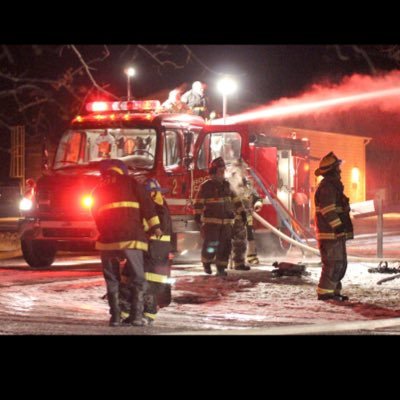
[209,157,226,174]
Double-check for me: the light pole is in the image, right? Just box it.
[217,77,237,124]
[125,67,135,101]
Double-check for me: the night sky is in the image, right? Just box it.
[93,45,394,112]
[1,44,400,187]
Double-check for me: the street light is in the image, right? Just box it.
[217,77,237,124]
[125,67,136,101]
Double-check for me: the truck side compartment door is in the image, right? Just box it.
[161,129,188,214]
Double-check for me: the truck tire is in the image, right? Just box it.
[21,236,56,268]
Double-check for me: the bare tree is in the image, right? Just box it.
[331,44,400,75]
[0,44,214,144]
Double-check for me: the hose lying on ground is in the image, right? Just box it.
[252,211,400,263]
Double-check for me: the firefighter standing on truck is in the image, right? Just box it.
[91,159,161,327]
[181,81,209,118]
[194,157,244,276]
[314,152,354,301]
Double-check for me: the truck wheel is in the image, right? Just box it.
[21,236,56,268]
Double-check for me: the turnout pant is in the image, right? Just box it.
[246,217,259,264]
[201,223,233,269]
[317,237,348,295]
[232,218,247,268]
[102,249,147,322]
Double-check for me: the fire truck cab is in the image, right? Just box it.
[19,99,311,268]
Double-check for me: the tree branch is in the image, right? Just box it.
[138,45,187,69]
[69,44,118,99]
[352,45,377,75]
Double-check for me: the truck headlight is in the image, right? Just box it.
[19,198,33,211]
[81,195,93,208]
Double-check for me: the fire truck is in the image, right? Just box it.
[18,99,311,268]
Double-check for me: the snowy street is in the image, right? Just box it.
[1,229,400,335]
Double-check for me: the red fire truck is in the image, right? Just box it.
[18,99,311,268]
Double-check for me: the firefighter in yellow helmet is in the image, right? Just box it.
[314,152,354,301]
[193,157,244,276]
[142,178,173,324]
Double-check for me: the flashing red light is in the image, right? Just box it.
[87,102,110,112]
[118,100,160,111]
[86,100,160,114]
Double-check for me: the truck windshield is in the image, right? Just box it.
[197,131,242,170]
[53,128,157,170]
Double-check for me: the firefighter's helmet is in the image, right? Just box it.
[145,178,169,193]
[209,157,226,175]
[99,159,129,176]
[315,152,342,177]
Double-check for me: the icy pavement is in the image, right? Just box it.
[1,251,400,335]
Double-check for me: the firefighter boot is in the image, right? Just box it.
[216,265,227,276]
[143,292,157,326]
[234,264,251,271]
[107,292,121,327]
[247,240,260,265]
[129,288,146,326]
[203,263,212,275]
[318,293,349,301]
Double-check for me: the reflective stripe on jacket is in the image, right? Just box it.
[314,175,354,241]
[92,174,160,251]
[193,178,243,224]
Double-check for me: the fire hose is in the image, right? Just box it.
[252,211,400,263]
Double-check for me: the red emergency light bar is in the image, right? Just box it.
[86,100,161,113]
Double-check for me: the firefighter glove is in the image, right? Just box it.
[254,201,262,212]
[153,228,163,237]
[334,224,345,234]
[194,214,201,225]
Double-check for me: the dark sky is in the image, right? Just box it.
[3,44,395,114]
[87,44,397,114]
[2,44,400,183]
[1,44,399,138]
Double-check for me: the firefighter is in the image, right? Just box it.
[232,177,262,271]
[244,178,263,266]
[91,159,161,326]
[229,163,263,270]
[314,152,354,301]
[120,178,173,325]
[193,157,244,276]
[161,89,191,114]
[181,81,209,118]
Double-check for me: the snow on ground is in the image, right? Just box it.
[166,258,400,330]
[1,249,400,334]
